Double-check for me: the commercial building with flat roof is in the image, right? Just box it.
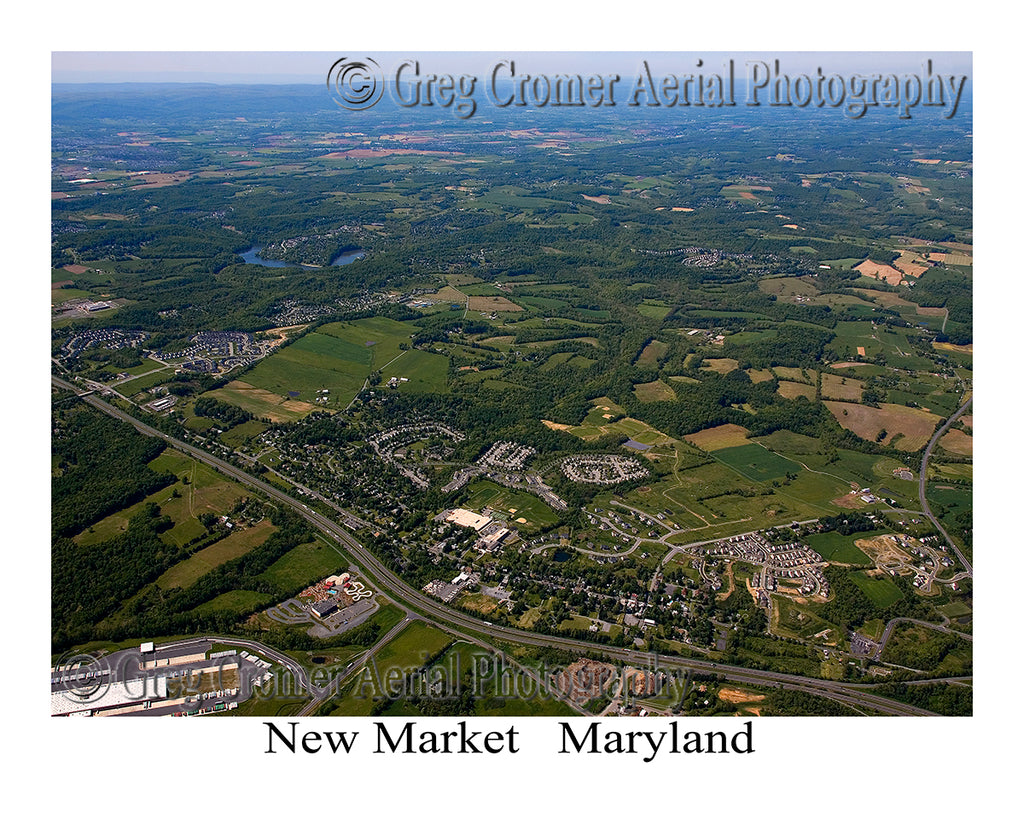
[445,508,492,530]
[311,599,338,619]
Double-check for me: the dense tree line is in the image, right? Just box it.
[53,503,181,647]
[872,681,971,716]
[193,396,252,429]
[52,404,174,537]
[759,688,860,716]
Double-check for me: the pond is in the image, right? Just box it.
[240,246,365,268]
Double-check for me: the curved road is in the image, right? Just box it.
[918,395,973,576]
[874,616,973,662]
[54,376,942,716]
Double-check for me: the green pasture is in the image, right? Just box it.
[849,571,904,608]
[804,531,872,565]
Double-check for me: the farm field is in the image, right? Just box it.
[74,449,247,548]
[804,531,872,564]
[206,381,317,423]
[772,366,815,383]
[701,357,739,374]
[637,339,670,366]
[212,317,448,415]
[380,348,449,394]
[637,301,672,320]
[257,536,344,590]
[820,373,864,401]
[849,571,904,608]
[824,401,939,451]
[712,443,799,482]
[153,518,276,590]
[938,428,973,456]
[684,423,751,451]
[633,380,676,402]
[778,380,816,400]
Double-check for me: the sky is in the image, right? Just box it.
[51,51,972,85]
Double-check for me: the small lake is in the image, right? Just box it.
[553,549,572,563]
[240,246,365,268]
[330,248,366,266]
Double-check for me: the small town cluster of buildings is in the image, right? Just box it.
[423,570,479,603]
[368,422,465,489]
[265,298,338,325]
[699,532,830,602]
[478,441,536,471]
[60,328,148,358]
[560,454,649,485]
[436,508,514,554]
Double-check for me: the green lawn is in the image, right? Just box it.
[193,589,273,615]
[805,531,873,565]
[850,571,904,608]
[257,536,346,591]
[462,479,560,531]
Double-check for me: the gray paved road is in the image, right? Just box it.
[918,395,973,575]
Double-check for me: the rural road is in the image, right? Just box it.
[918,395,973,575]
[873,616,972,662]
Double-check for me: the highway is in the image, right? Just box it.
[52,375,945,715]
[918,395,973,576]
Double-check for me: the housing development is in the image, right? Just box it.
[51,57,972,718]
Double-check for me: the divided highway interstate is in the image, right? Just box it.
[52,375,944,716]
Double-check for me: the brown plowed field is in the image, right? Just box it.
[824,401,939,451]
